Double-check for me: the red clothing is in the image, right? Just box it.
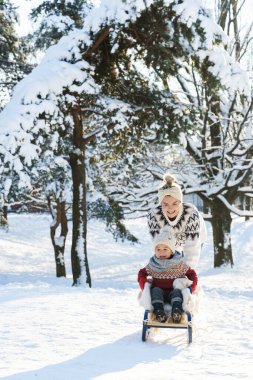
[138,266,198,292]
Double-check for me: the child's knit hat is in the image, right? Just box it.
[153,230,177,253]
[158,173,182,204]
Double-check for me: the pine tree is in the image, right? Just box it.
[0,0,32,229]
[28,0,91,51]
[0,0,31,109]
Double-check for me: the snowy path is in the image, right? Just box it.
[0,214,253,379]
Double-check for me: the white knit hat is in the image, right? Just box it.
[153,231,177,253]
[158,173,182,204]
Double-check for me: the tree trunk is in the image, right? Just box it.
[69,105,91,287]
[210,198,234,267]
[3,205,7,220]
[218,0,230,31]
[48,196,68,277]
[0,203,8,231]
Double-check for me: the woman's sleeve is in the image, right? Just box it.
[183,209,206,268]
[199,212,207,245]
[147,209,161,239]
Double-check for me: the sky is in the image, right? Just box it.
[12,0,42,36]
[0,214,253,379]
[13,0,253,36]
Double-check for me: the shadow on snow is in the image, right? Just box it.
[1,332,184,380]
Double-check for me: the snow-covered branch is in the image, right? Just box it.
[218,194,253,217]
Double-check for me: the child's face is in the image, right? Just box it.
[155,244,173,259]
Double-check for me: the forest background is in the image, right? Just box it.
[0,0,253,284]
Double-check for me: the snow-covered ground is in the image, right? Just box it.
[0,213,253,379]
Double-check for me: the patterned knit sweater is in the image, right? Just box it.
[138,252,198,292]
[147,202,206,268]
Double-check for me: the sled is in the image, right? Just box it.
[141,309,193,344]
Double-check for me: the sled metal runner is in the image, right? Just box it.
[142,309,193,344]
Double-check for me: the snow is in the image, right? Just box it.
[1,213,253,379]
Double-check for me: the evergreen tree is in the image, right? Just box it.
[0,0,31,109]
[28,0,92,51]
[0,0,32,228]
[0,0,18,60]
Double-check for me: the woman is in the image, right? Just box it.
[147,173,206,268]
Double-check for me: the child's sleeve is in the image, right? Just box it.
[186,267,198,292]
[138,267,149,290]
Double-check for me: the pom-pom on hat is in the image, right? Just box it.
[158,173,183,204]
[153,231,177,253]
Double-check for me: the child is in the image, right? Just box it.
[138,231,198,323]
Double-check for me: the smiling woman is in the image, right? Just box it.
[147,173,207,268]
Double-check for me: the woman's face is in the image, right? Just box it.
[161,195,181,219]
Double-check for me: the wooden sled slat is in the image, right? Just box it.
[142,310,193,343]
[147,311,188,327]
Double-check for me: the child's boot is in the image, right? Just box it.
[153,303,167,323]
[172,301,183,323]
[154,309,167,323]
